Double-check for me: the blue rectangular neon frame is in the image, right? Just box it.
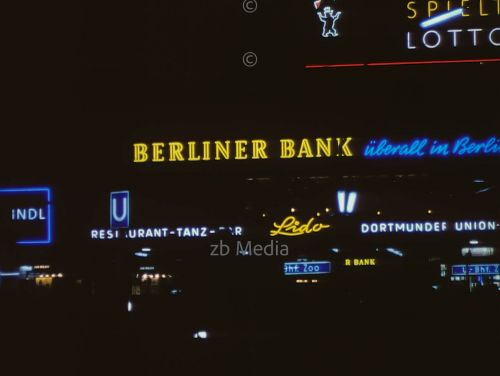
[110,191,130,229]
[284,261,332,276]
[0,187,53,245]
[451,264,500,276]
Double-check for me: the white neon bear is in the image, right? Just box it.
[317,6,342,38]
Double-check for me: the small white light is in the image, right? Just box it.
[469,240,479,245]
[194,330,208,339]
[127,301,133,312]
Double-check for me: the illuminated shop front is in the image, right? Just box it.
[440,263,500,291]
[85,135,500,296]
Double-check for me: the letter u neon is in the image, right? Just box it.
[112,198,128,222]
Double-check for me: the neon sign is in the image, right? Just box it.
[91,226,243,240]
[337,191,358,214]
[407,1,500,49]
[305,0,500,69]
[132,137,354,163]
[110,191,130,229]
[364,136,500,158]
[270,216,330,236]
[451,264,500,276]
[316,6,342,38]
[284,261,331,275]
[361,220,498,234]
[92,191,243,240]
[344,258,377,266]
[0,187,53,245]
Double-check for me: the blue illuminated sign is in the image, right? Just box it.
[420,8,463,29]
[361,220,498,234]
[364,136,500,158]
[337,191,358,214]
[110,191,130,229]
[0,187,53,246]
[451,264,500,276]
[284,261,331,276]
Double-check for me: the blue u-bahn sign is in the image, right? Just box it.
[451,264,500,276]
[110,191,130,229]
[284,261,332,276]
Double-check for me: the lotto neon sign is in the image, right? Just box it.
[306,0,500,69]
[407,1,500,49]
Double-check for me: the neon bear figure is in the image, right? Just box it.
[317,6,342,37]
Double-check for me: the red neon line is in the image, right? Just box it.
[305,57,500,69]
[368,58,500,66]
[305,63,365,68]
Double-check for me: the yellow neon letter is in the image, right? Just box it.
[337,137,354,157]
[133,143,149,163]
[270,216,297,236]
[280,139,296,158]
[316,137,332,158]
[297,139,314,158]
[152,142,165,162]
[188,141,201,161]
[461,0,470,16]
[234,140,248,160]
[407,1,417,19]
[428,1,439,17]
[252,139,269,159]
[168,142,185,161]
[215,141,231,160]
[479,0,489,16]
[202,141,211,161]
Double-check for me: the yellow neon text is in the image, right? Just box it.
[406,0,500,19]
[215,141,231,160]
[132,137,354,163]
[134,143,149,162]
[169,142,184,161]
[344,258,377,266]
[270,216,330,236]
[152,142,165,162]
